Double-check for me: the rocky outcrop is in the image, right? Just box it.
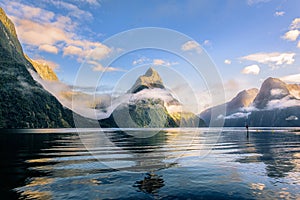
[128,67,165,93]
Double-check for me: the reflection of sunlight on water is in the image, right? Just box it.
[4,128,299,199]
[15,177,54,199]
[17,190,52,200]
[251,182,265,191]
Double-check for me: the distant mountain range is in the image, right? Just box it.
[200,77,300,127]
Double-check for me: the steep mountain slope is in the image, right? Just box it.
[100,68,206,128]
[287,84,300,99]
[253,77,292,109]
[200,88,258,125]
[0,8,74,128]
[25,55,58,81]
[200,77,300,127]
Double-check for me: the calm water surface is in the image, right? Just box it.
[0,128,299,199]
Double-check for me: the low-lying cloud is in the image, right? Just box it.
[286,115,298,121]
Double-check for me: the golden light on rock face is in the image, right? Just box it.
[25,55,58,81]
[287,84,300,99]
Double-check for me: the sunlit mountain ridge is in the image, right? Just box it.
[200,77,300,127]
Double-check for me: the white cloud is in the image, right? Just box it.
[49,1,93,20]
[88,46,112,61]
[87,60,122,72]
[38,44,58,54]
[153,59,167,66]
[286,115,298,121]
[241,64,260,75]
[3,1,113,65]
[132,57,177,67]
[181,41,202,53]
[132,57,150,65]
[130,88,183,114]
[290,18,300,30]
[6,1,55,22]
[63,45,83,56]
[153,59,178,67]
[270,89,287,96]
[11,17,68,46]
[241,52,295,68]
[282,29,300,41]
[203,40,211,46]
[77,0,100,6]
[267,96,300,109]
[224,112,251,119]
[241,106,259,112]
[247,0,271,5]
[274,11,285,17]
[224,59,231,64]
[28,68,112,119]
[280,74,300,83]
[282,18,300,48]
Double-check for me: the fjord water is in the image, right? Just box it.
[0,128,299,199]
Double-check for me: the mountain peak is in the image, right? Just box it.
[145,67,157,76]
[0,7,23,56]
[0,8,17,38]
[228,88,259,108]
[129,67,165,93]
[253,77,290,109]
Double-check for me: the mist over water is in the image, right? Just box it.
[0,128,299,199]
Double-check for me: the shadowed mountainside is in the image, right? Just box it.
[0,7,75,128]
[200,77,300,127]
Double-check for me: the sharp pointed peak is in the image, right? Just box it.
[128,67,165,93]
[145,67,158,76]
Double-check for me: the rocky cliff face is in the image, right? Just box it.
[0,7,23,58]
[128,67,165,93]
[253,77,291,109]
[0,8,74,128]
[25,55,58,81]
[287,84,300,99]
[229,88,259,109]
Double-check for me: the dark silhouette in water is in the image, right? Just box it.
[133,173,165,194]
[246,124,249,138]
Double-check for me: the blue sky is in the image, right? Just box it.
[1,0,300,103]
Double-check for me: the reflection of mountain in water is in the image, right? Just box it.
[133,173,165,194]
[250,132,297,178]
[103,130,174,171]
[0,131,71,199]
[223,130,299,179]
[1,129,300,199]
